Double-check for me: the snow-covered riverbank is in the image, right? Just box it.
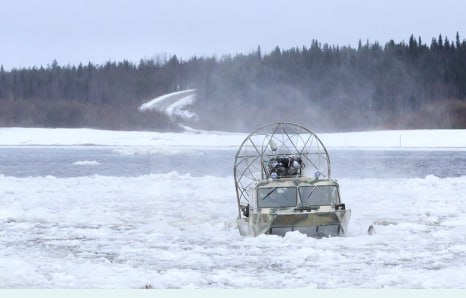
[1,127,466,150]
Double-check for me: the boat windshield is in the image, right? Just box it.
[257,187,297,208]
[299,186,339,206]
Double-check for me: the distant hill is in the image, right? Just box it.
[1,33,466,132]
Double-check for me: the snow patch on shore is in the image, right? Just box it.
[139,89,197,121]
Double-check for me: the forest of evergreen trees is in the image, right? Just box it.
[1,33,466,132]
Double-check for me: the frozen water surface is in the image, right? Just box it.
[1,173,465,288]
[1,128,466,288]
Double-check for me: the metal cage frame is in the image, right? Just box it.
[233,122,331,219]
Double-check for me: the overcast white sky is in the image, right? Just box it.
[1,0,465,69]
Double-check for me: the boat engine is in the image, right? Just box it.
[266,155,304,178]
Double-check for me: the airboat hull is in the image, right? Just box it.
[237,210,351,237]
[233,122,351,238]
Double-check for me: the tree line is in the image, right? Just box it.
[1,33,466,131]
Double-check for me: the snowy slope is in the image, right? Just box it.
[139,89,197,121]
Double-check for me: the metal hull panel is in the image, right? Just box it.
[236,209,351,237]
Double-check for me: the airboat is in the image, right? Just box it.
[234,122,350,237]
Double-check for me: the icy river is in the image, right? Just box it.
[1,147,466,288]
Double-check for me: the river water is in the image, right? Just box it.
[0,147,465,178]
